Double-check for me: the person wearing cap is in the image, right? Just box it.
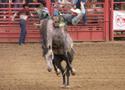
[34,2,50,20]
[33,2,51,29]
[11,4,33,45]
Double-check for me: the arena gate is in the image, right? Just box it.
[0,0,110,42]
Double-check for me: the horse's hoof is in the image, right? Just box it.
[71,68,76,76]
[60,85,70,88]
[60,84,66,88]
[47,68,52,72]
[56,68,61,75]
[66,85,70,88]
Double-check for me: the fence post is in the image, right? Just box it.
[9,0,12,25]
[46,0,52,15]
[104,0,110,41]
[109,0,114,41]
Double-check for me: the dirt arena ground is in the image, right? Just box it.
[0,42,125,90]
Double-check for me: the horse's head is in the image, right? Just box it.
[52,15,66,28]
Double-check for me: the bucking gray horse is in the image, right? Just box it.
[34,3,76,87]
[36,16,76,87]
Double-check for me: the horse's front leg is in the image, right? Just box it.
[45,49,54,72]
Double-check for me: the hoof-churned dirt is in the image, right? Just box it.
[0,42,125,90]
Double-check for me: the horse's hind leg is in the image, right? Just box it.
[61,66,70,88]
[57,63,67,87]
[65,54,75,75]
[65,51,76,76]
[52,56,61,75]
[62,74,66,86]
[52,60,60,75]
[66,66,70,87]
[64,52,72,70]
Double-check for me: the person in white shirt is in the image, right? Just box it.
[70,7,83,25]
[75,0,87,24]
[12,4,33,45]
[62,6,83,25]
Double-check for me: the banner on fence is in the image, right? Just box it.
[113,11,125,30]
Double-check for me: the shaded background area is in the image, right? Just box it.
[0,42,125,90]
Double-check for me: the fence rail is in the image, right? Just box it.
[0,1,109,42]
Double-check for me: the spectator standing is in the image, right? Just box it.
[12,4,33,45]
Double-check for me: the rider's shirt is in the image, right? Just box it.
[36,7,50,20]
